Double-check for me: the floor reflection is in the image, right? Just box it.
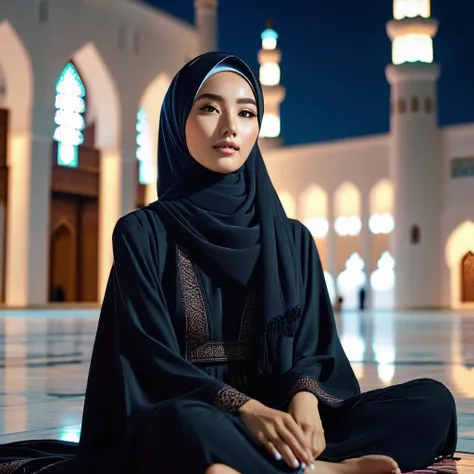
[0,308,473,455]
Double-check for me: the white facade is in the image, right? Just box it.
[0,0,473,309]
[0,0,198,305]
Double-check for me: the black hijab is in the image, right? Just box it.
[151,52,301,374]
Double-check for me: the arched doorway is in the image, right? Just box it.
[445,221,474,308]
[462,251,474,303]
[49,221,77,302]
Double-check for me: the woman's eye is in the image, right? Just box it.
[240,110,257,118]
[200,105,218,113]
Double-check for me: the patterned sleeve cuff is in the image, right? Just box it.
[288,376,344,406]
[214,385,251,412]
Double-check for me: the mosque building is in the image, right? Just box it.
[0,0,473,310]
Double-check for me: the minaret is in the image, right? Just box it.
[258,19,286,149]
[195,0,218,53]
[385,0,441,308]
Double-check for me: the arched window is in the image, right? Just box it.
[410,224,420,244]
[136,108,154,185]
[411,96,420,113]
[53,62,86,168]
[334,182,362,236]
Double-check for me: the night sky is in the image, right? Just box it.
[145,0,474,147]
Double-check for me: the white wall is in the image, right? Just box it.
[440,123,474,307]
[263,133,390,213]
[0,0,198,304]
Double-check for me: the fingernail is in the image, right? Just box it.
[310,464,315,470]
[301,463,306,469]
[293,459,300,468]
[275,451,282,461]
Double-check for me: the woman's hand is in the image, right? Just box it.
[239,399,314,469]
[288,391,325,460]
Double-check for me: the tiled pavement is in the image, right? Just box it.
[0,308,474,471]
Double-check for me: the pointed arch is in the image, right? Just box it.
[334,182,361,236]
[445,221,474,308]
[278,191,296,218]
[138,74,171,203]
[69,42,120,150]
[300,184,328,238]
[0,21,33,134]
[334,182,361,218]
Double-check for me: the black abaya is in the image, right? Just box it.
[72,208,456,474]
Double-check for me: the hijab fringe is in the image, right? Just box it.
[259,306,302,374]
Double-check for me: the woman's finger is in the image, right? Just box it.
[281,418,313,465]
[267,430,301,469]
[312,429,326,459]
[266,440,283,462]
[256,431,283,462]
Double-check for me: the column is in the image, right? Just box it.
[5,102,53,306]
[195,0,218,54]
[98,149,136,301]
[327,189,337,285]
[361,191,372,308]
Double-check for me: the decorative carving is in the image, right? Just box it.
[51,166,99,197]
[177,246,254,363]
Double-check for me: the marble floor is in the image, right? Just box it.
[0,308,474,471]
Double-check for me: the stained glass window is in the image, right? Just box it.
[53,63,86,168]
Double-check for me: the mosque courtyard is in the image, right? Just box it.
[0,308,474,471]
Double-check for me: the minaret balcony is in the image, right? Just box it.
[386,16,438,40]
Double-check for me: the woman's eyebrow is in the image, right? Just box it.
[195,93,257,106]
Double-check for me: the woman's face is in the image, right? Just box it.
[185,71,259,174]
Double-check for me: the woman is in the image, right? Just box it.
[0,52,457,474]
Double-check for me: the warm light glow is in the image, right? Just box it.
[260,113,280,138]
[260,62,280,86]
[340,311,365,380]
[335,182,361,217]
[278,191,296,218]
[5,134,31,306]
[136,108,154,185]
[336,253,366,310]
[394,0,430,20]
[261,28,278,50]
[370,180,394,214]
[392,34,433,64]
[445,221,474,308]
[98,150,122,302]
[304,218,329,238]
[372,313,396,385]
[371,252,395,292]
[324,271,336,304]
[335,216,362,236]
[53,63,86,168]
[369,213,395,234]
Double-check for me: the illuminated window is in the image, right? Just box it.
[53,63,86,168]
[398,98,407,114]
[136,108,154,185]
[304,218,329,238]
[261,28,278,50]
[260,62,281,87]
[336,253,366,310]
[278,191,296,218]
[369,213,395,234]
[394,0,430,20]
[371,251,395,292]
[392,34,433,64]
[335,216,362,236]
[260,113,280,138]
